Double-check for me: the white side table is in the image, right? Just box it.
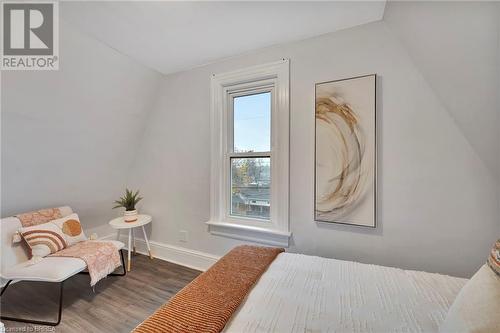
[109,214,153,271]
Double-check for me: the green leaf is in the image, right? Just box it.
[114,188,143,210]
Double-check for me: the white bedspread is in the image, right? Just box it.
[224,253,467,333]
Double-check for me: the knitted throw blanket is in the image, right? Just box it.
[50,240,121,286]
[133,245,284,333]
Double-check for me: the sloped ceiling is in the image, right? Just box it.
[384,1,500,182]
[61,1,386,74]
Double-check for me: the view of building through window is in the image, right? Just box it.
[231,157,270,219]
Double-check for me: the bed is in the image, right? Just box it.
[133,244,499,333]
[223,252,465,333]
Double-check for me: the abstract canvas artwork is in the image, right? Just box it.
[314,74,376,227]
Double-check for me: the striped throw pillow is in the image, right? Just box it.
[20,221,67,257]
[487,239,500,277]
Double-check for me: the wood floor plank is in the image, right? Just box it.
[1,254,201,332]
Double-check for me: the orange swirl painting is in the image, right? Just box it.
[315,74,376,227]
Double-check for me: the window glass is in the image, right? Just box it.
[233,92,271,153]
[230,157,270,220]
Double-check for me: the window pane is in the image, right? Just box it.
[231,157,270,220]
[233,92,271,153]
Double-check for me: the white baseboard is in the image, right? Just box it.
[101,233,220,272]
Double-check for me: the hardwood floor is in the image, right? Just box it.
[1,253,201,332]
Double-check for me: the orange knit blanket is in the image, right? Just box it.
[133,245,284,333]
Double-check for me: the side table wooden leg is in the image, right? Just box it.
[132,228,136,255]
[142,225,153,259]
[127,228,132,271]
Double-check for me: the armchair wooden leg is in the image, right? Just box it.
[0,280,64,326]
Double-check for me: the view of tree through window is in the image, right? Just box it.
[230,92,271,220]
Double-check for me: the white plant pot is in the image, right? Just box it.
[124,209,138,223]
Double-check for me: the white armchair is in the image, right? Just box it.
[0,206,125,326]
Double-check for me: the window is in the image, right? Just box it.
[231,92,271,220]
[207,60,290,247]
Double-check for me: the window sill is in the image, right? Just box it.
[206,221,291,247]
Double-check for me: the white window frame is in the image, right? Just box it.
[206,59,291,247]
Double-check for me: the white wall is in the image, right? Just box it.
[498,5,500,237]
[384,1,500,184]
[497,5,500,236]
[130,19,499,278]
[1,21,162,231]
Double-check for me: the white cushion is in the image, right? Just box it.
[3,257,87,282]
[1,217,29,273]
[2,240,124,282]
[440,264,500,333]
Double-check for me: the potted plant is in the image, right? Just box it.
[113,189,143,222]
